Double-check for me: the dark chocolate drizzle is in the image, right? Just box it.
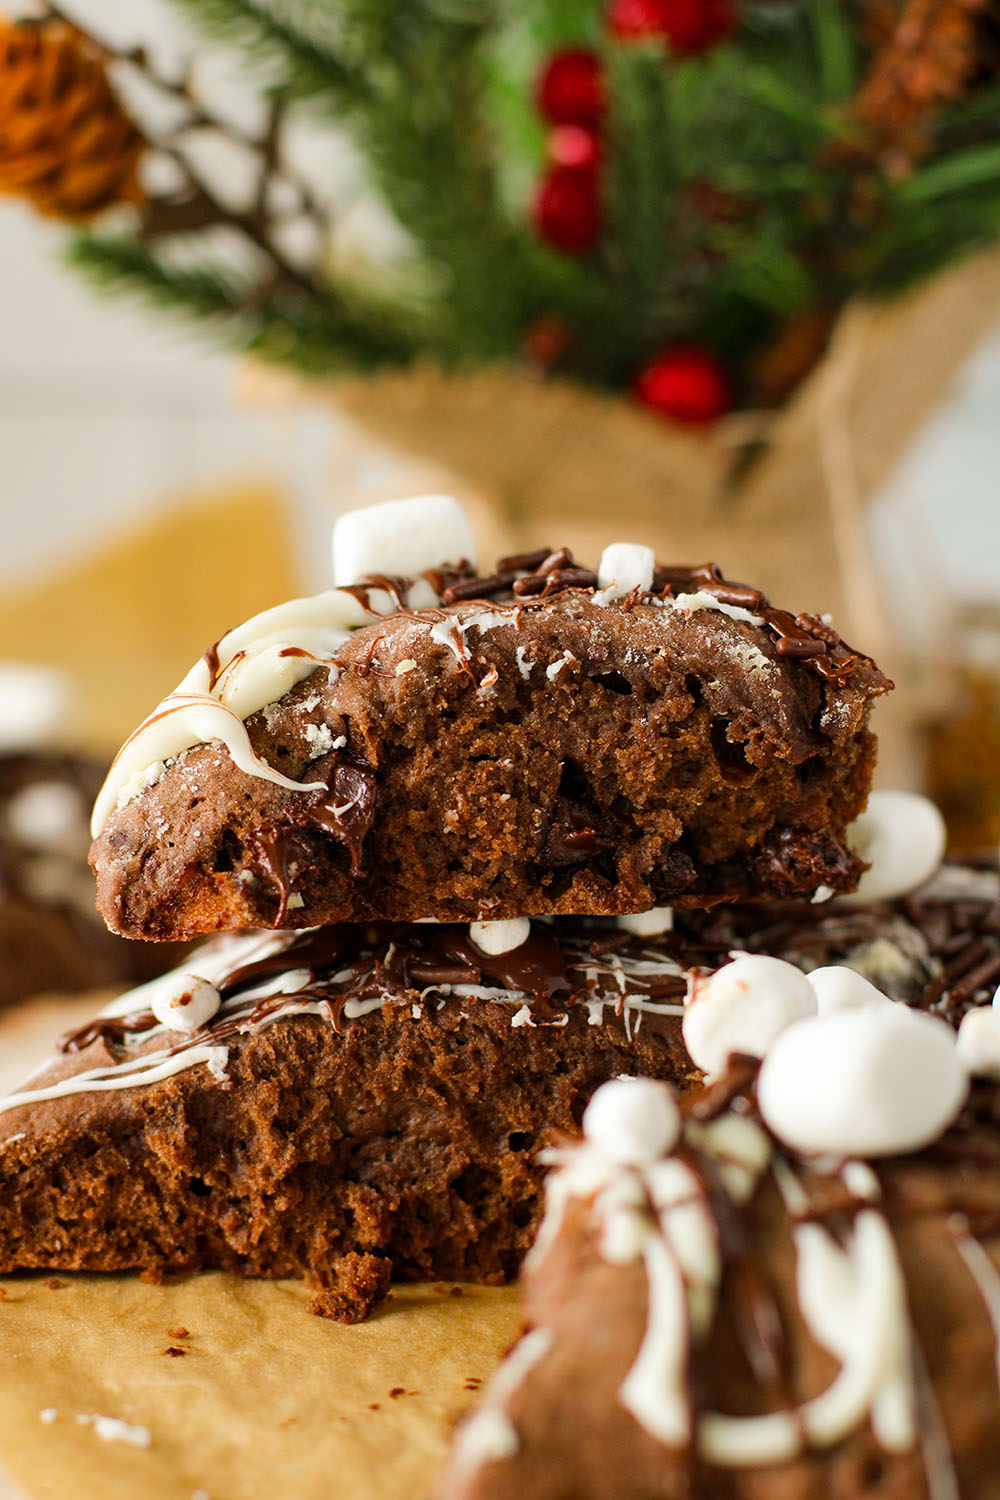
[59,1007,158,1054]
[419,549,869,685]
[56,918,694,1060]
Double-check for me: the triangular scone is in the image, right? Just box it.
[438,1065,1000,1500]
[89,502,890,940]
[0,919,696,1301]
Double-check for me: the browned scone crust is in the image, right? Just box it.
[0,751,185,1003]
[440,1085,1000,1500]
[0,929,691,1287]
[91,584,890,941]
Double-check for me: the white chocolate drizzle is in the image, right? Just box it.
[90,590,369,835]
[670,591,764,627]
[495,1076,932,1480]
[0,1044,232,1120]
[953,1228,1000,1391]
[451,1328,553,1476]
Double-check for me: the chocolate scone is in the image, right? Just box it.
[0,749,185,1004]
[89,498,890,940]
[0,918,694,1307]
[440,1047,1000,1500]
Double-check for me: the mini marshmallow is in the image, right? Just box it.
[807,965,893,1016]
[597,543,655,600]
[758,1005,967,1158]
[469,918,531,956]
[957,1006,1000,1080]
[151,974,222,1034]
[0,664,72,753]
[840,790,947,907]
[583,1078,681,1166]
[332,495,477,586]
[4,780,86,854]
[619,907,674,937]
[682,954,816,1079]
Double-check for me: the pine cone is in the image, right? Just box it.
[0,18,144,220]
[855,0,994,162]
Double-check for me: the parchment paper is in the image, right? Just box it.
[0,993,520,1500]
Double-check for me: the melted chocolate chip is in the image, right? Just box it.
[542,784,620,869]
[313,760,378,877]
[250,827,314,925]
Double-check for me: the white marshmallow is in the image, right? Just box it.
[0,664,72,752]
[469,918,531,956]
[807,965,893,1016]
[682,955,816,1079]
[840,790,947,907]
[151,974,222,1034]
[758,1005,967,1158]
[597,543,655,600]
[332,495,477,586]
[957,1006,1000,1080]
[5,780,86,854]
[583,1078,681,1166]
[618,907,674,937]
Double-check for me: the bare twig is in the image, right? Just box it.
[39,0,330,297]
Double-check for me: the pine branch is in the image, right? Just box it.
[354,10,538,358]
[67,232,424,372]
[862,184,1000,288]
[806,0,862,100]
[166,0,368,108]
[169,0,535,359]
[67,234,248,322]
[599,46,684,373]
[28,0,1000,405]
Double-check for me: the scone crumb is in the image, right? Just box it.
[307,1252,391,1324]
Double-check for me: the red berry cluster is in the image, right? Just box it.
[533,49,604,253]
[529,3,737,423]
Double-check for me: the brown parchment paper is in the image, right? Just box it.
[0,994,520,1500]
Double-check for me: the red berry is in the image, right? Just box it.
[608,0,669,39]
[536,49,605,126]
[633,345,732,424]
[523,315,571,368]
[660,0,736,52]
[609,0,736,52]
[534,168,601,253]
[547,124,602,171]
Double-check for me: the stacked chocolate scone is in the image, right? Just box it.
[4,492,1000,1493]
[0,494,891,1321]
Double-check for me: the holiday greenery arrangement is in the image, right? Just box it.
[1,0,999,423]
